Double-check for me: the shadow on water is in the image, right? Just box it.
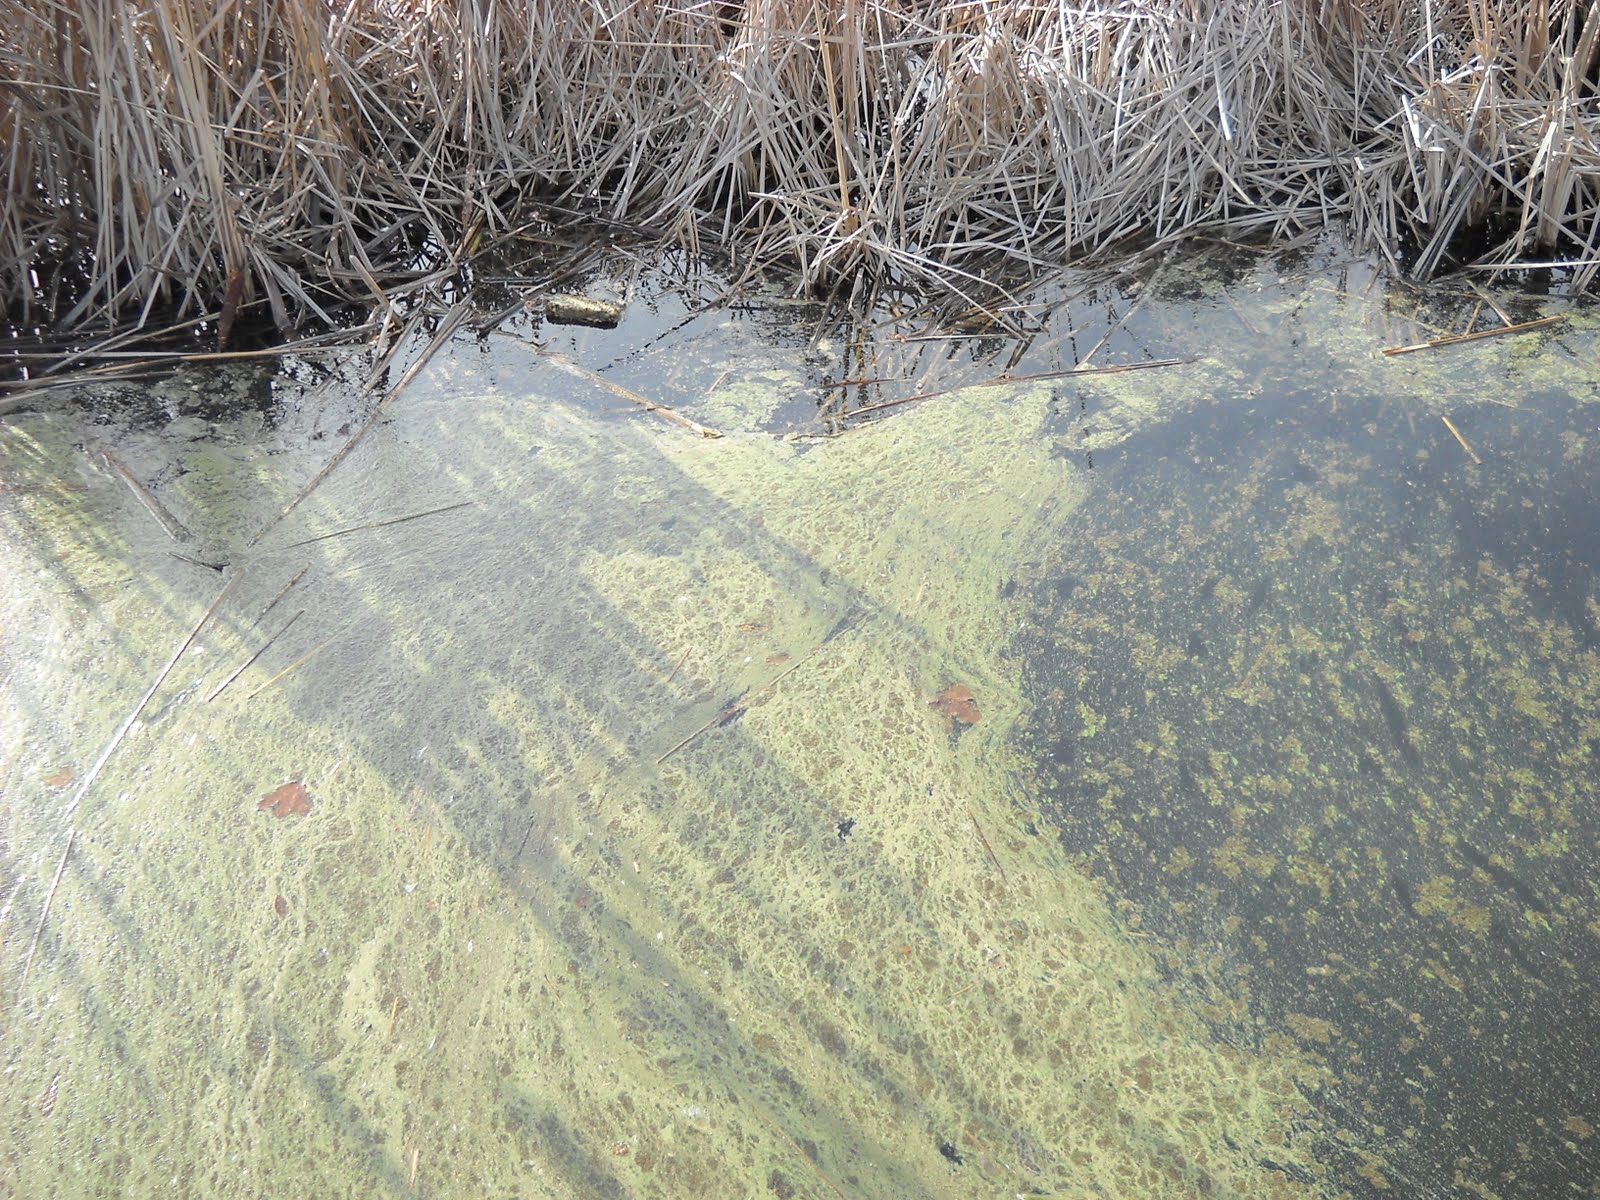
[1,392,953,1194]
[6,289,1202,1195]
[1019,300,1600,1195]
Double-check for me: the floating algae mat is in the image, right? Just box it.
[1,243,1596,1198]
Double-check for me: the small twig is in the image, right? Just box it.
[1223,289,1260,335]
[654,617,862,765]
[663,646,691,686]
[1078,289,1148,366]
[205,610,304,702]
[102,449,192,543]
[15,830,75,999]
[274,501,471,549]
[244,635,336,700]
[514,816,537,860]
[1440,414,1482,465]
[755,1107,849,1200]
[968,808,1009,887]
[256,566,308,624]
[655,692,749,765]
[1470,285,1514,327]
[167,552,225,572]
[1381,314,1564,356]
[537,349,721,438]
[1236,632,1276,693]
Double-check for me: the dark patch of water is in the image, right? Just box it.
[1018,364,1600,1196]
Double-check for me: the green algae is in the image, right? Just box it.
[8,251,1548,1197]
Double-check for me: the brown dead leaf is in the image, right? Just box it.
[273,894,289,917]
[765,652,790,666]
[42,767,75,789]
[737,620,771,634]
[931,684,981,734]
[258,780,311,818]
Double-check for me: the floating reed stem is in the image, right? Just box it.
[968,808,1010,888]
[1380,314,1566,356]
[1441,414,1484,464]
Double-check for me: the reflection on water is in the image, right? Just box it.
[1020,250,1600,1195]
[1,239,1594,1198]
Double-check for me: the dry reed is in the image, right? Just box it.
[3,0,1598,345]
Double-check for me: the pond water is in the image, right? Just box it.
[1,239,1595,1198]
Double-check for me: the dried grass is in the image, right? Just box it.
[3,0,1598,340]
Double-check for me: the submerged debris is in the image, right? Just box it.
[1371,673,1421,765]
[542,294,624,328]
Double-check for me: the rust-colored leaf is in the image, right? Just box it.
[765,652,790,666]
[931,684,981,734]
[737,620,771,634]
[257,780,311,818]
[42,767,75,789]
[273,894,289,917]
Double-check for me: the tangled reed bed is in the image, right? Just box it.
[3,0,1599,345]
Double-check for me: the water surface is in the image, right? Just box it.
[1,242,1595,1198]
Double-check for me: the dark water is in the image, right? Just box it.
[1019,321,1600,1195]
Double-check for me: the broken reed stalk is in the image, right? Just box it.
[845,359,1191,419]
[102,450,193,543]
[535,349,721,438]
[754,1106,850,1200]
[19,571,241,997]
[5,0,1600,353]
[1380,314,1566,355]
[243,635,336,700]
[205,609,304,703]
[60,572,242,824]
[1440,414,1484,464]
[968,809,1009,888]
[276,501,473,549]
[15,831,76,1000]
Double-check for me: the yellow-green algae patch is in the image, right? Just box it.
[2,341,1339,1197]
